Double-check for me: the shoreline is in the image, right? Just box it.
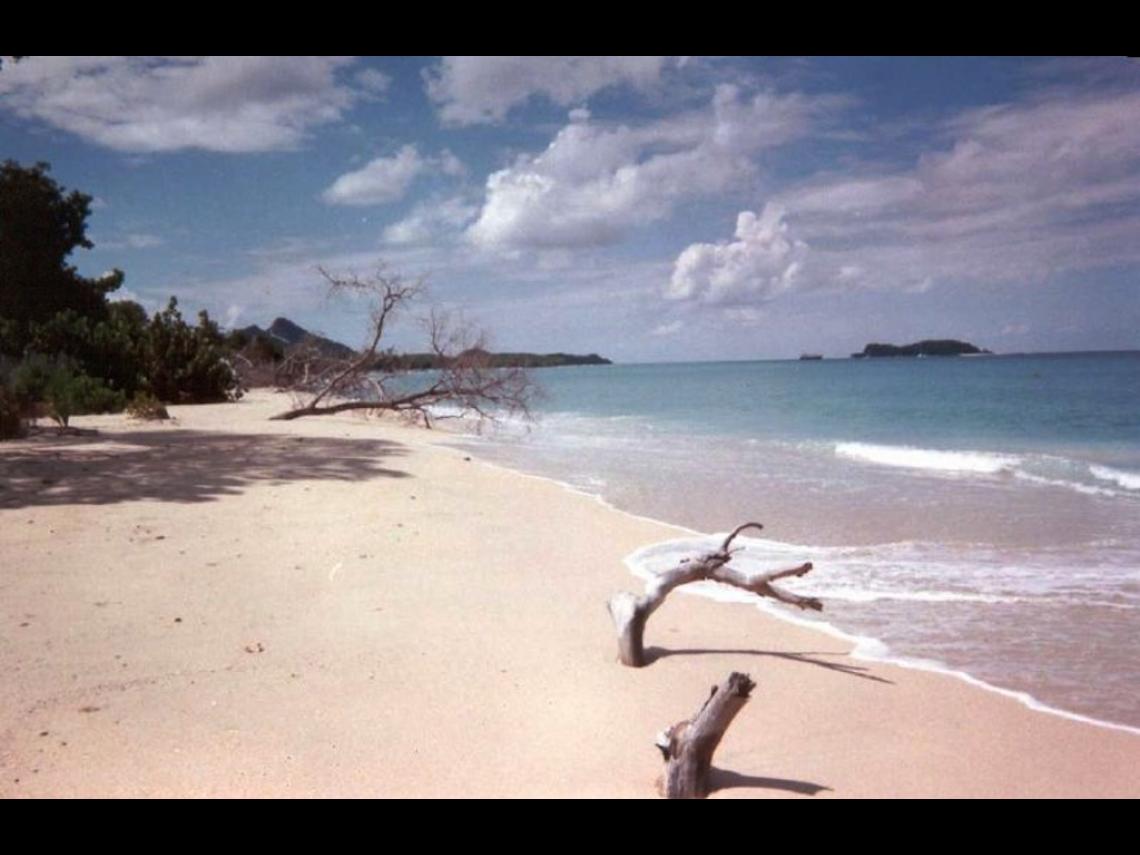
[2,391,1138,797]
[463,452,1140,737]
[444,442,1140,738]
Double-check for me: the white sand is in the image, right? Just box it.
[2,391,1138,797]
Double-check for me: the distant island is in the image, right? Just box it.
[851,339,991,358]
[231,318,611,370]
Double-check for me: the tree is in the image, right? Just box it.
[143,297,239,404]
[271,266,535,426]
[0,160,123,354]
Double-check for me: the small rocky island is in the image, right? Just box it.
[851,339,991,358]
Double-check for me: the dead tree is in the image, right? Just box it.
[657,671,756,799]
[608,522,821,667]
[270,266,535,426]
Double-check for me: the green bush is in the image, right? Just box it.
[126,391,169,421]
[144,298,240,404]
[45,370,124,427]
[7,354,124,427]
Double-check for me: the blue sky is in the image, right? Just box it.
[2,56,1138,360]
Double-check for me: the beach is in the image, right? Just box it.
[2,390,1138,798]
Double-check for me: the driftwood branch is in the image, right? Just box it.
[657,671,756,799]
[269,265,535,426]
[608,522,821,667]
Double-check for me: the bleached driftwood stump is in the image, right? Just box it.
[608,522,821,667]
[657,671,756,799]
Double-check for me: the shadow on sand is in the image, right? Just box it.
[644,646,894,684]
[0,429,409,508]
[708,767,832,796]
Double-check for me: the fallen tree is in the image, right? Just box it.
[270,266,534,426]
[657,671,756,799]
[608,522,821,667]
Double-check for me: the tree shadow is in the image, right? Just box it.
[708,767,831,796]
[0,429,409,508]
[644,646,894,684]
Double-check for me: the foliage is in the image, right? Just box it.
[25,301,149,396]
[0,161,242,416]
[6,353,124,428]
[126,391,169,421]
[0,161,123,353]
[143,297,240,403]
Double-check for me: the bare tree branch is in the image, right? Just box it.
[270,265,536,426]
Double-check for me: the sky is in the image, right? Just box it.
[1,55,1138,361]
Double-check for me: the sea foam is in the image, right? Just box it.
[1091,464,1140,491]
[835,442,1021,474]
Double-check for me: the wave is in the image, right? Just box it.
[1013,471,1118,497]
[622,532,1140,733]
[1091,464,1140,491]
[835,442,1020,474]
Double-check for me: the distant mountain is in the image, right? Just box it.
[232,318,611,369]
[234,318,356,361]
[374,349,611,370]
[852,339,991,358]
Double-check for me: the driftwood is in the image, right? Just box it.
[269,267,534,427]
[608,522,821,667]
[657,671,756,799]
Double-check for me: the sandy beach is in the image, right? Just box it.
[2,390,1138,798]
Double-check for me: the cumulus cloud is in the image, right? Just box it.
[382,195,479,245]
[323,147,469,207]
[467,85,834,250]
[425,56,671,125]
[322,145,427,206]
[0,56,362,153]
[772,88,1140,291]
[667,205,807,304]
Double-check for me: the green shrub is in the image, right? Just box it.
[126,391,169,421]
[7,354,124,427]
[44,369,125,427]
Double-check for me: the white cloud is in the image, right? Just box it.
[467,85,833,250]
[382,195,479,246]
[353,67,391,97]
[323,147,468,207]
[771,88,1140,291]
[425,56,671,125]
[322,145,427,206]
[667,204,807,304]
[100,232,165,250]
[438,148,466,177]
[651,319,684,336]
[0,56,361,153]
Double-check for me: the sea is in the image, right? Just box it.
[448,352,1140,731]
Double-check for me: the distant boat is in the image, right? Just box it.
[799,353,823,360]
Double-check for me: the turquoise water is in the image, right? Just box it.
[459,353,1140,729]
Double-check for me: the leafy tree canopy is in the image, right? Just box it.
[0,160,124,350]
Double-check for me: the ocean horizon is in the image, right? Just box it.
[450,351,1140,730]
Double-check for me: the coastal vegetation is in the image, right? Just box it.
[0,161,239,437]
[852,339,989,358]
